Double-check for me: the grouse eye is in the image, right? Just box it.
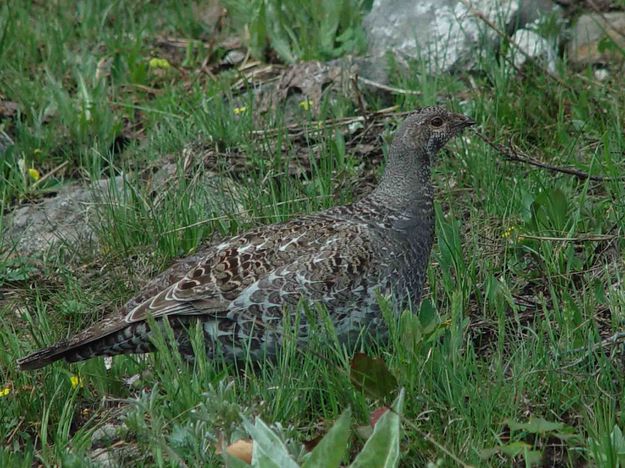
[430,117,444,127]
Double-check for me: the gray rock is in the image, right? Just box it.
[3,177,123,258]
[89,421,137,466]
[91,422,125,446]
[3,166,245,259]
[594,67,610,80]
[90,445,139,467]
[90,449,117,468]
[363,0,558,72]
[512,0,558,30]
[567,12,625,67]
[508,28,557,73]
[0,130,13,155]
[222,49,246,66]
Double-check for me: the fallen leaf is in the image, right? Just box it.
[225,439,253,464]
[0,99,18,118]
[303,434,323,452]
[349,353,398,401]
[369,406,390,427]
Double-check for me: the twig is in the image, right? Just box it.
[562,331,625,357]
[250,107,406,138]
[474,130,625,182]
[6,416,24,445]
[231,63,282,91]
[32,160,69,188]
[158,195,334,235]
[519,234,620,242]
[351,73,369,118]
[357,76,422,95]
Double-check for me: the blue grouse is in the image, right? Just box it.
[18,107,474,370]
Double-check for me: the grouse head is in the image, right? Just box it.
[395,106,475,158]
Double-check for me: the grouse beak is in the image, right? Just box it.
[451,113,475,131]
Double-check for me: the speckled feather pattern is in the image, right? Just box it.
[17,107,473,370]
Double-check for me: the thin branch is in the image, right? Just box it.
[32,161,69,188]
[357,76,422,95]
[249,106,405,137]
[519,234,620,242]
[351,73,369,118]
[474,129,625,182]
[562,331,625,357]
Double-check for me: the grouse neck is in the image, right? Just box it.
[368,149,434,217]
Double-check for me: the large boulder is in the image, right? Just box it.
[3,177,123,258]
[3,168,244,259]
[364,0,558,72]
[567,12,625,67]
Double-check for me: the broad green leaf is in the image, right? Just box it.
[498,441,533,457]
[418,299,438,335]
[223,450,252,468]
[302,409,351,468]
[241,416,299,468]
[612,425,625,454]
[399,310,423,355]
[481,442,541,465]
[530,188,569,231]
[254,451,283,468]
[349,353,397,401]
[506,417,565,434]
[350,389,404,468]
[524,451,542,465]
[499,443,542,465]
[507,416,581,443]
[588,425,625,465]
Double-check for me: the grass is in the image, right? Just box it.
[1,0,625,466]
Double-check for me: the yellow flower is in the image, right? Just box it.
[0,386,11,397]
[298,98,312,111]
[233,106,247,115]
[501,226,516,239]
[27,168,41,181]
[148,57,171,69]
[70,374,83,389]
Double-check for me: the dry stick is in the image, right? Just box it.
[357,76,422,96]
[31,160,69,188]
[519,234,620,242]
[249,107,407,138]
[351,73,369,119]
[5,416,25,446]
[562,331,625,357]
[473,129,625,182]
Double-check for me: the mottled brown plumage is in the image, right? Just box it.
[17,107,473,370]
